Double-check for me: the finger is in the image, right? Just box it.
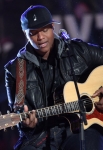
[95,105,103,110]
[92,90,101,97]
[29,111,38,124]
[29,112,35,121]
[25,116,37,128]
[92,87,103,97]
[25,111,37,127]
[95,102,102,106]
[23,117,30,126]
[32,110,38,124]
[24,105,28,112]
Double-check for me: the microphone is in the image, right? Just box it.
[59,29,71,43]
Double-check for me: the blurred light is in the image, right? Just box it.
[0,38,14,53]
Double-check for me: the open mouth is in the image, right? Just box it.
[38,42,48,48]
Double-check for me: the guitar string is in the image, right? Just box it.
[0,98,99,125]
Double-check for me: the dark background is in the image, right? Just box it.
[0,0,103,149]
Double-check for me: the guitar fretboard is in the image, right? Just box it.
[35,101,79,118]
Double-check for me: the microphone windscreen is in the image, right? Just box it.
[58,29,67,36]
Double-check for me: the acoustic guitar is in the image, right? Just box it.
[0,65,103,132]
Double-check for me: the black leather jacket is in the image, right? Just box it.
[4,35,103,148]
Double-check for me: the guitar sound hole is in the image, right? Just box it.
[81,95,93,112]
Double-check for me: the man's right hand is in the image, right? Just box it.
[92,87,103,112]
[22,105,38,128]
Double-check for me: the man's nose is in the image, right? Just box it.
[37,32,44,40]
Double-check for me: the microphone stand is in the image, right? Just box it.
[60,33,87,150]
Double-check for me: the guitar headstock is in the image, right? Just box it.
[0,113,20,130]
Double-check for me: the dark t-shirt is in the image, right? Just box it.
[39,48,62,106]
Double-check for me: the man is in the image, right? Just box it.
[4,5,103,150]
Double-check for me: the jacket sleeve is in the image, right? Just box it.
[72,39,103,66]
[87,43,103,65]
[5,64,16,111]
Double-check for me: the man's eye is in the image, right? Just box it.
[29,33,32,36]
[29,32,33,36]
[29,32,36,36]
[43,28,48,32]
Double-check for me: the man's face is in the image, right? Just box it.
[25,24,54,56]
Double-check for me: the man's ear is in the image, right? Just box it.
[52,23,55,30]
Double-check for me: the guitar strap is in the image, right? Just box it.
[13,58,26,111]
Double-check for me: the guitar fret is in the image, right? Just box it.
[47,107,52,116]
[63,104,66,113]
[46,108,51,117]
[55,106,60,115]
[69,103,72,111]
[67,103,71,112]
[51,106,55,115]
[62,103,65,113]
[36,110,42,118]
[49,107,53,116]
[57,105,60,114]
[59,104,62,113]
[57,105,60,113]
[71,102,75,111]
[49,107,52,116]
[61,104,64,113]
[54,105,58,115]
[72,102,76,111]
[64,103,68,113]
[75,101,79,110]
[46,108,50,116]
[44,108,48,117]
[41,108,46,117]
[73,102,76,111]
[57,105,61,114]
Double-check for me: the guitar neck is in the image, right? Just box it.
[0,101,79,131]
[26,101,79,119]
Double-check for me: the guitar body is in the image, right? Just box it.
[52,85,81,134]
[59,113,81,134]
[63,65,103,130]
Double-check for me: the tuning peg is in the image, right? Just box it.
[4,128,7,132]
[11,126,14,130]
[7,110,10,114]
